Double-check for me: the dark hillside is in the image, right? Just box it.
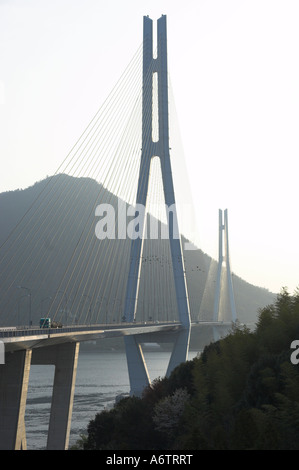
[0,175,275,337]
[80,290,299,450]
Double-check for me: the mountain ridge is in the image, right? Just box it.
[0,174,276,336]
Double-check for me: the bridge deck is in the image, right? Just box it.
[0,322,185,352]
[0,321,235,353]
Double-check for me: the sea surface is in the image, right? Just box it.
[25,349,199,450]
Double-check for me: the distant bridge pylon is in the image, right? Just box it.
[213,209,237,328]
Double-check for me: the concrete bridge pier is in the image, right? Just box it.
[124,336,151,397]
[166,328,190,378]
[31,342,80,450]
[0,342,79,450]
[125,327,190,397]
[0,349,32,450]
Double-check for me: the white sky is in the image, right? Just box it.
[1,0,299,294]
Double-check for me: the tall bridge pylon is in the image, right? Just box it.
[213,209,237,328]
[123,15,191,396]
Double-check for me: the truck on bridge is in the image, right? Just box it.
[40,318,62,329]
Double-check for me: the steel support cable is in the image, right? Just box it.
[46,53,156,324]
[128,79,161,321]
[1,48,183,326]
[95,96,148,324]
[155,137,167,321]
[47,56,151,324]
[0,44,145,324]
[67,51,143,182]
[95,57,157,298]
[67,66,172,324]
[84,64,154,318]
[48,90,144,323]
[121,56,164,323]
[110,90,153,316]
[144,68,181,323]
[171,105,191,321]
[92,111,144,322]
[168,76,198,321]
[1,59,144,326]
[61,121,143,324]
[154,171,164,324]
[56,152,138,323]
[150,70,189,323]
[153,160,166,322]
[0,42,143,266]
[0,44,143,302]
[103,48,156,200]
[56,42,143,179]
[140,57,167,323]
[143,159,157,322]
[59,68,144,288]
[92,116,147,323]
[152,160,166,322]
[84,65,157,325]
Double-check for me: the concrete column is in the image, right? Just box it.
[213,209,224,322]
[123,15,191,396]
[32,342,80,450]
[166,329,190,377]
[213,209,237,325]
[124,336,151,396]
[224,209,237,322]
[0,349,32,450]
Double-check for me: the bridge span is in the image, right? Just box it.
[0,321,183,352]
[0,320,232,352]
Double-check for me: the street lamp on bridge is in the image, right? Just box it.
[82,294,93,325]
[17,285,32,327]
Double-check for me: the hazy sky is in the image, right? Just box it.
[1,0,299,295]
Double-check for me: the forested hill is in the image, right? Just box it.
[0,174,275,328]
[79,289,299,450]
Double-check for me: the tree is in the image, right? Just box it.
[153,388,190,434]
[82,288,299,450]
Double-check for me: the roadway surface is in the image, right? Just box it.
[0,321,232,352]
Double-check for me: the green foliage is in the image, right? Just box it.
[84,397,158,450]
[69,433,88,450]
[82,288,299,450]
[152,388,190,447]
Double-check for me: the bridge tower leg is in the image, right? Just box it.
[31,342,80,450]
[123,15,191,396]
[0,349,32,450]
[213,209,237,340]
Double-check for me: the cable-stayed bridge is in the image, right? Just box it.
[0,15,245,450]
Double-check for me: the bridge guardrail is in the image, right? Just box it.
[0,321,181,339]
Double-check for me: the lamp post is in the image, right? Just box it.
[58,290,68,325]
[82,294,93,325]
[95,298,103,324]
[102,296,108,324]
[17,294,28,327]
[17,286,32,327]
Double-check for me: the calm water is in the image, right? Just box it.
[25,349,199,450]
